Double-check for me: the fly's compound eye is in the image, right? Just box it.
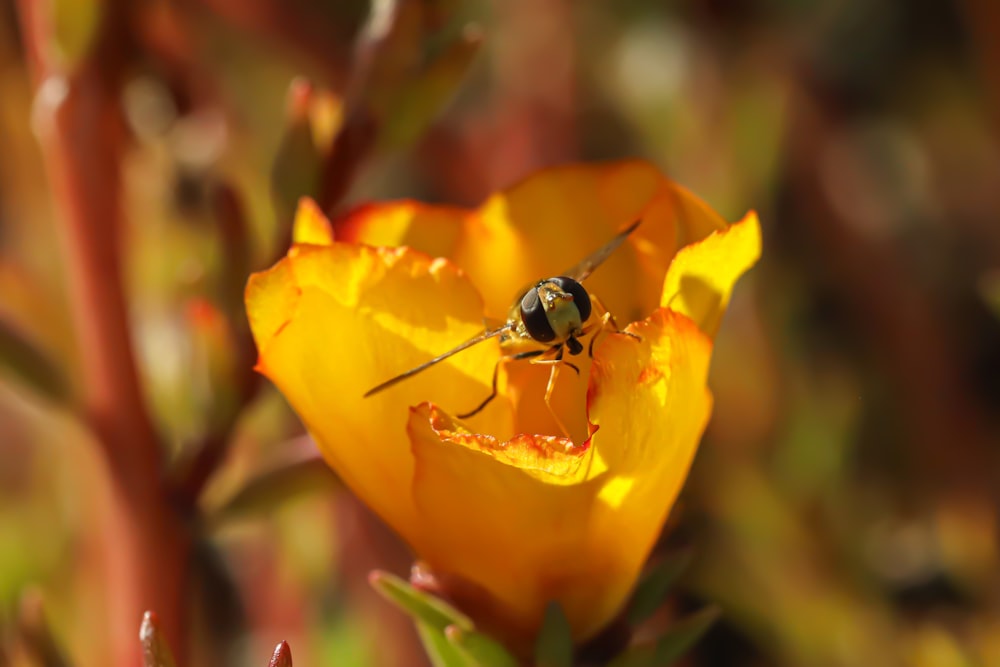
[520,288,557,342]
[551,276,592,323]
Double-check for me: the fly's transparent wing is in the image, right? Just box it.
[365,220,639,398]
[563,219,641,282]
[363,323,513,397]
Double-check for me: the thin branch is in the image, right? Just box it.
[15,1,191,665]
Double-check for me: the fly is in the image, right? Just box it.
[364,220,641,433]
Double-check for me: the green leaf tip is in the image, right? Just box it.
[0,318,72,405]
[981,270,1000,320]
[626,550,694,627]
[445,625,518,667]
[369,570,473,632]
[535,601,573,667]
[16,589,70,667]
[608,605,721,667]
[209,455,339,528]
[417,621,473,667]
[271,78,324,223]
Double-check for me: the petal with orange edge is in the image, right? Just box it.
[660,212,762,337]
[406,308,713,641]
[246,241,513,540]
[582,309,713,632]
[338,161,729,327]
[463,161,669,321]
[337,201,467,260]
[668,182,729,246]
[407,404,603,642]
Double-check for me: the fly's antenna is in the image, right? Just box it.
[363,324,512,397]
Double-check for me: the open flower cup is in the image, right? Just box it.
[246,161,760,645]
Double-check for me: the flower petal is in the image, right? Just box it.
[580,309,713,636]
[670,182,729,246]
[246,240,513,538]
[339,161,728,326]
[460,161,670,323]
[660,211,762,337]
[291,197,335,245]
[338,201,466,259]
[406,308,712,641]
[249,171,746,647]
[407,404,602,641]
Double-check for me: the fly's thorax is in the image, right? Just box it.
[518,276,592,344]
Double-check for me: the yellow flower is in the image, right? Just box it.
[246,161,760,645]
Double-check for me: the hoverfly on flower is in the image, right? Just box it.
[364,220,641,432]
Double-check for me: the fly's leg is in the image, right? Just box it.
[527,344,567,369]
[526,346,574,439]
[456,350,544,419]
[585,312,613,357]
[544,362,571,439]
[583,295,642,358]
[531,359,580,375]
[587,294,640,337]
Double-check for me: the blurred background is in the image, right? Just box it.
[1,0,999,665]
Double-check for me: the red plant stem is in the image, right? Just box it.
[16,2,191,665]
[267,640,293,667]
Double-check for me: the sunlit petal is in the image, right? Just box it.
[406,308,712,640]
[660,211,762,337]
[291,197,335,245]
[247,239,512,537]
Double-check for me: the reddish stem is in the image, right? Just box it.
[267,640,293,667]
[15,2,191,665]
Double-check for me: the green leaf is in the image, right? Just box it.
[0,317,71,405]
[51,0,101,69]
[445,625,518,667]
[535,602,573,667]
[16,590,71,667]
[359,0,424,95]
[208,455,339,528]
[211,182,252,318]
[608,606,721,667]
[371,572,518,667]
[139,612,177,667]
[369,571,473,632]
[626,551,693,627]
[417,621,473,667]
[981,271,1000,320]
[271,79,324,226]
[376,22,483,149]
[353,0,483,150]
